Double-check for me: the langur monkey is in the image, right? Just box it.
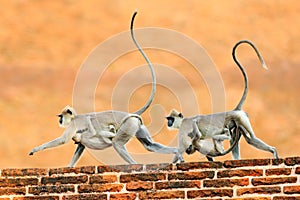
[166,40,278,163]
[29,11,183,167]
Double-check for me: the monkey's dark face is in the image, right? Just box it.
[166,116,175,127]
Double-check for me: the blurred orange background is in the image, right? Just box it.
[0,1,299,168]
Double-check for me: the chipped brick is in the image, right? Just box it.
[139,190,185,200]
[62,194,107,200]
[110,193,137,200]
[41,175,88,185]
[90,174,117,184]
[176,161,223,171]
[187,189,233,198]
[283,185,300,194]
[126,181,153,191]
[217,169,263,178]
[155,180,200,189]
[168,171,214,180]
[29,185,75,195]
[284,157,300,166]
[266,168,292,176]
[120,172,166,183]
[97,164,143,173]
[1,168,48,177]
[224,158,270,168]
[237,186,281,196]
[49,166,95,175]
[78,183,123,193]
[252,176,297,186]
[204,178,249,188]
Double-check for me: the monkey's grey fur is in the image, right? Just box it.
[166,40,278,163]
[29,12,182,167]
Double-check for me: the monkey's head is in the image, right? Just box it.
[57,105,76,128]
[166,109,184,129]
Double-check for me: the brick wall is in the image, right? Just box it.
[0,157,299,200]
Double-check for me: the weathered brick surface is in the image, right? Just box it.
[284,157,300,166]
[0,177,38,187]
[139,190,185,200]
[14,196,59,200]
[224,158,270,168]
[145,163,173,171]
[155,180,201,189]
[41,175,88,185]
[0,156,299,199]
[237,186,281,196]
[283,185,300,194]
[89,174,117,184]
[28,185,75,195]
[78,183,123,193]
[120,172,166,182]
[49,166,95,175]
[126,181,153,191]
[62,194,107,200]
[0,187,26,195]
[97,164,143,173]
[252,176,297,186]
[187,189,233,198]
[168,171,214,180]
[265,168,292,176]
[176,161,223,171]
[110,193,137,200]
[203,178,249,188]
[1,168,48,177]
[217,169,263,178]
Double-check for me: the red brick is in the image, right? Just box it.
[168,171,214,180]
[49,166,95,175]
[28,185,75,195]
[187,189,233,198]
[176,161,223,171]
[1,168,48,177]
[252,176,297,186]
[0,187,26,195]
[139,190,185,200]
[204,178,249,188]
[284,157,300,166]
[97,164,143,173]
[120,172,166,183]
[273,196,300,200]
[145,163,173,171]
[62,194,107,200]
[0,198,10,200]
[224,158,270,168]
[284,185,300,194]
[78,183,123,193]
[13,196,59,200]
[296,166,300,174]
[272,158,284,165]
[237,186,281,196]
[0,177,38,187]
[89,174,117,184]
[226,198,271,200]
[41,175,88,185]
[110,193,137,200]
[155,180,200,189]
[126,181,153,191]
[266,168,292,176]
[217,169,263,178]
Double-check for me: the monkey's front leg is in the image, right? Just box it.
[29,136,68,155]
[68,143,85,167]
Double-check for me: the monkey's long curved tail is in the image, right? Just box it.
[130,11,156,116]
[233,40,268,111]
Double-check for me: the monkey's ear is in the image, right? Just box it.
[66,109,73,115]
[178,113,183,118]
